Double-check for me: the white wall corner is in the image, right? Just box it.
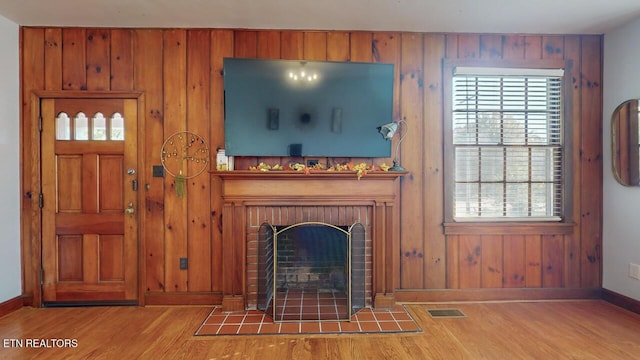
[0,13,22,303]
[603,15,640,302]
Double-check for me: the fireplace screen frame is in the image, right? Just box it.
[258,221,366,322]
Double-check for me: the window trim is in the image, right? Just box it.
[443,59,574,224]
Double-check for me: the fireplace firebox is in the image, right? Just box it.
[258,222,366,321]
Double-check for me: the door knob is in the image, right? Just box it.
[124,202,135,215]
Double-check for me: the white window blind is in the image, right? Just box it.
[452,67,564,221]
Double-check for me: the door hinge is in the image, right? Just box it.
[38,114,43,132]
[38,193,44,209]
[40,268,44,286]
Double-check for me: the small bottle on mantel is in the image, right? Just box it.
[216,148,234,171]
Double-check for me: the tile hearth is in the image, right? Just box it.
[195,302,421,336]
[269,288,349,322]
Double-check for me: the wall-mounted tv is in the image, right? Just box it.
[223,58,394,157]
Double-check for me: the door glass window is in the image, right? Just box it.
[110,113,125,140]
[74,112,89,140]
[55,112,71,140]
[55,111,125,141]
[92,112,107,140]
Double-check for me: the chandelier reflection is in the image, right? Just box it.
[287,62,319,83]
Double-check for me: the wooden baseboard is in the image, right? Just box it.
[395,288,602,303]
[602,288,640,315]
[0,295,25,318]
[144,292,222,306]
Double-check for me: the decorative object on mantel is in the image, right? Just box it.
[377,120,408,171]
[215,148,234,171]
[160,131,210,198]
[248,161,391,179]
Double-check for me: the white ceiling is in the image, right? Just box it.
[0,0,640,34]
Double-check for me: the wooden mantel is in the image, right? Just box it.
[215,170,406,311]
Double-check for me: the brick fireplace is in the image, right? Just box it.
[217,171,404,312]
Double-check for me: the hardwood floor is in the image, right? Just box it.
[1,300,639,359]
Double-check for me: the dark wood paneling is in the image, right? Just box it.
[524,36,543,59]
[186,30,212,292]
[86,28,110,91]
[110,29,134,91]
[303,32,327,61]
[349,31,374,166]
[281,31,303,60]
[480,34,503,59]
[210,30,234,293]
[20,28,604,304]
[255,31,283,168]
[133,29,165,293]
[62,28,87,90]
[458,34,480,58]
[525,235,543,287]
[565,35,584,288]
[542,235,565,288]
[399,33,425,289]
[327,32,349,61]
[458,235,482,288]
[502,35,525,59]
[44,28,62,91]
[163,29,188,292]
[503,235,525,288]
[232,31,258,171]
[481,236,503,288]
[257,31,280,59]
[580,36,603,289]
[422,34,446,289]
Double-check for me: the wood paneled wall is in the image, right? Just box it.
[20,28,602,304]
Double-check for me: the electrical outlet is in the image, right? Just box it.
[179,257,188,270]
[629,263,640,280]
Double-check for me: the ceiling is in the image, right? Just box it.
[1,0,640,34]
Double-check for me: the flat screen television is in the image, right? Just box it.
[223,58,394,157]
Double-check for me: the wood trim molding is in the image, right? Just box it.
[31,90,143,99]
[602,288,640,316]
[0,296,25,318]
[443,222,576,235]
[144,292,222,306]
[395,288,601,303]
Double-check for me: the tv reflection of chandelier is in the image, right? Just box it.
[287,61,319,83]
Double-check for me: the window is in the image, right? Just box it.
[55,111,125,141]
[449,66,564,221]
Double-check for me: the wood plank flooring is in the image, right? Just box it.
[1,300,639,359]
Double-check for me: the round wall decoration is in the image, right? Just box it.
[160,131,210,197]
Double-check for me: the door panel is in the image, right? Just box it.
[41,97,138,304]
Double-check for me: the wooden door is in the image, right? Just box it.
[41,98,138,304]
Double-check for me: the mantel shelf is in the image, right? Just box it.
[212,170,408,181]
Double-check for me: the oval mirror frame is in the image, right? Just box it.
[612,99,640,186]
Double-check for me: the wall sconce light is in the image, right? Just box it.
[377,120,408,171]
